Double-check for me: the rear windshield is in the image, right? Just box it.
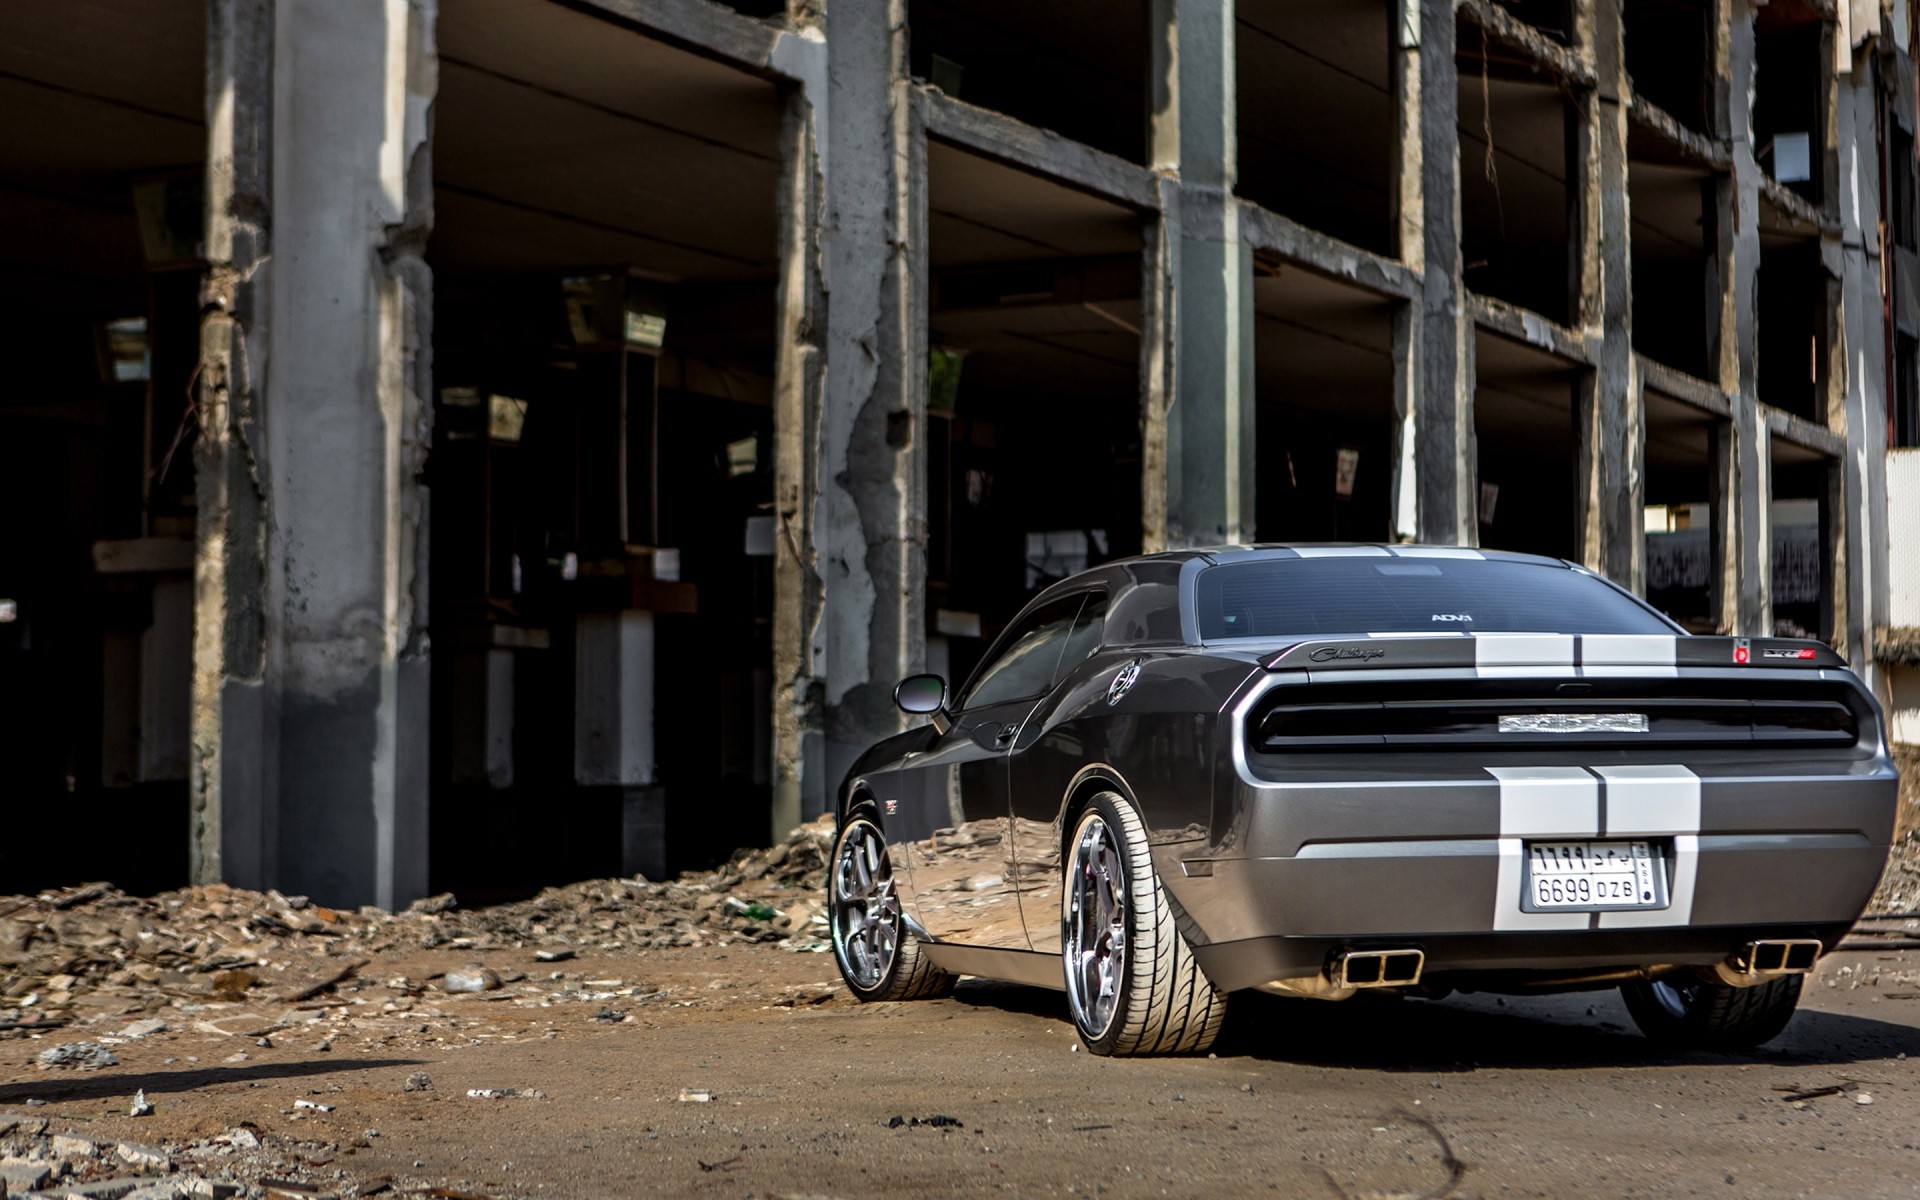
[1194,557,1677,640]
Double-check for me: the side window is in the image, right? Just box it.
[1054,591,1108,681]
[959,595,1086,710]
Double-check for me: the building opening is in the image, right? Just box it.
[1756,232,1829,426]
[925,140,1145,688]
[1769,442,1836,642]
[0,1,206,895]
[1628,155,1718,381]
[1236,0,1397,258]
[1473,330,1581,560]
[428,0,787,898]
[1642,392,1722,632]
[1456,11,1576,324]
[1623,0,1713,136]
[909,0,1149,164]
[1252,263,1399,542]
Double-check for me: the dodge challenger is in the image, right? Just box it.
[827,546,1899,1056]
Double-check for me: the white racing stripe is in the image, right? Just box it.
[1579,634,1679,679]
[1592,765,1700,928]
[1474,633,1577,679]
[1490,767,1599,931]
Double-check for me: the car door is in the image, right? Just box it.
[890,593,1088,948]
[1006,591,1108,953]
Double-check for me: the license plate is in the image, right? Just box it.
[1521,840,1667,912]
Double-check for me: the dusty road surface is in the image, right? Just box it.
[7,933,1920,1200]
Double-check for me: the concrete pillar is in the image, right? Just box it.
[1722,2,1772,636]
[1145,0,1256,548]
[1832,46,1887,675]
[1571,0,1643,591]
[1392,0,1477,546]
[820,0,926,803]
[771,72,828,839]
[193,0,434,909]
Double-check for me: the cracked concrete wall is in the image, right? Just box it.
[195,0,434,909]
[819,0,925,805]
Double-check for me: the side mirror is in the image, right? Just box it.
[894,673,952,733]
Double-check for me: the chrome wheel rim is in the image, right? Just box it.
[1065,814,1127,1038]
[832,819,900,990]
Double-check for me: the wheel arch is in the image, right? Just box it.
[1059,762,1141,851]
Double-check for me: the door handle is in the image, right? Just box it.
[992,723,1017,748]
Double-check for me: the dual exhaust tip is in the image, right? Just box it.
[1333,948,1425,989]
[1731,938,1821,977]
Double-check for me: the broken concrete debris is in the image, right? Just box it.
[400,1073,433,1094]
[128,1091,153,1119]
[35,1044,118,1071]
[0,817,834,1026]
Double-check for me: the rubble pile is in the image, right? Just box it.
[0,1113,386,1200]
[1868,747,1920,916]
[0,818,835,1025]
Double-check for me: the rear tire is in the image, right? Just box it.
[1062,791,1228,1056]
[1619,972,1802,1050]
[829,812,953,1002]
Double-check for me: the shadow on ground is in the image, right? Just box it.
[947,980,1920,1070]
[0,1058,424,1105]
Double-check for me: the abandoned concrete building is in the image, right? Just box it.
[3,0,1919,908]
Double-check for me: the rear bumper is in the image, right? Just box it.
[1191,922,1859,993]
[1159,754,1897,993]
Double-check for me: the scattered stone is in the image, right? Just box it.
[888,1114,963,1129]
[677,1087,713,1103]
[465,1087,545,1100]
[441,966,502,994]
[0,1164,52,1195]
[1856,1092,1875,1105]
[129,1089,154,1117]
[116,1018,169,1040]
[407,893,458,915]
[115,1141,171,1170]
[38,1041,119,1070]
[534,948,575,962]
[401,1072,433,1093]
[292,1099,335,1112]
[51,1134,100,1158]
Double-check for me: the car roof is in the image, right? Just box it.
[1105,544,1576,569]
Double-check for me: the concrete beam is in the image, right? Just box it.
[1238,202,1419,300]
[1625,93,1733,173]
[1457,0,1597,91]
[1762,404,1849,458]
[1146,0,1255,548]
[558,0,801,79]
[819,0,925,798]
[922,89,1160,212]
[1759,174,1841,236]
[193,0,434,909]
[1638,357,1734,420]
[1468,292,1594,366]
[1724,1,1772,636]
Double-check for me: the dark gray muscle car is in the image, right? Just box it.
[827,546,1900,1056]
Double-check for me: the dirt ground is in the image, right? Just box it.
[6,932,1920,1200]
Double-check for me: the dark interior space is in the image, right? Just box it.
[1754,2,1826,206]
[1628,159,1717,379]
[1623,0,1713,133]
[1251,263,1399,543]
[429,0,786,899]
[1457,17,1575,323]
[926,140,1144,690]
[1768,447,1835,641]
[0,0,205,895]
[1474,331,1580,560]
[1756,235,1827,425]
[908,0,1149,165]
[1888,118,1920,447]
[1642,393,1720,632]
[1495,0,1574,43]
[1236,0,1397,257]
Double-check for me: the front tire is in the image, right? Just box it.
[829,811,953,1002]
[1062,791,1228,1055]
[1619,972,1802,1050]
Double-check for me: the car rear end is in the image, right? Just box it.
[1163,554,1899,1000]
